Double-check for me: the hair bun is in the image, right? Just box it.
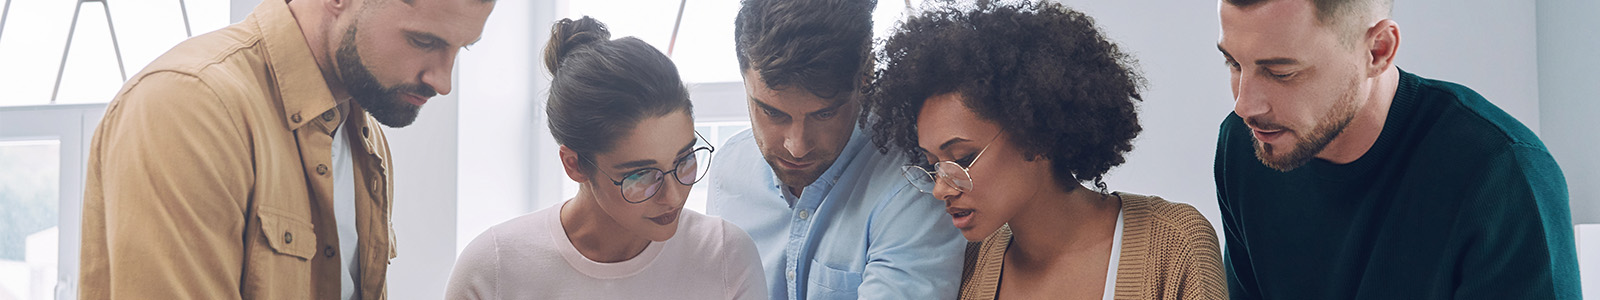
[544,16,612,75]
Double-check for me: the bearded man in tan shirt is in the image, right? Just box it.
[78,0,494,298]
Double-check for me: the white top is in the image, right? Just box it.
[1101,207,1125,300]
[330,122,360,300]
[445,203,769,300]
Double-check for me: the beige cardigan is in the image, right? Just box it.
[959,193,1225,299]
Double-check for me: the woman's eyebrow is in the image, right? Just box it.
[939,137,972,151]
[613,137,698,169]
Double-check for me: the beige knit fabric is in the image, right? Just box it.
[958,192,1225,299]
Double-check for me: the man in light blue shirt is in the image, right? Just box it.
[707,0,966,299]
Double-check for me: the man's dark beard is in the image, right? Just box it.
[336,24,436,128]
[1250,110,1352,172]
[1248,81,1360,172]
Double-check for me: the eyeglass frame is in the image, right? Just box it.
[581,131,716,204]
[903,133,1002,194]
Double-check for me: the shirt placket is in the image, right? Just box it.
[783,204,810,299]
[782,175,839,300]
[349,113,392,300]
[293,107,342,298]
[775,177,801,299]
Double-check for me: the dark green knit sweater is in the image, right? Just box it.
[1214,70,1580,299]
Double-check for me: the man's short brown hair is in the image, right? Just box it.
[734,0,876,99]
[1225,0,1392,43]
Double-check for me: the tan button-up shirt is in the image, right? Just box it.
[79,0,397,299]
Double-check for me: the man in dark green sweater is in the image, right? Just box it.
[1213,0,1581,298]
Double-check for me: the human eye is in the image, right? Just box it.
[409,35,443,50]
[623,169,655,182]
[1268,71,1296,80]
[954,154,978,168]
[811,109,838,120]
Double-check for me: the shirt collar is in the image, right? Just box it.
[768,127,872,196]
[253,0,339,130]
[1305,68,1419,178]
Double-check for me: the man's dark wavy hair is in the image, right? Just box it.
[734,0,876,99]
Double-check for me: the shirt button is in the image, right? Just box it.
[786,269,795,281]
[291,113,302,123]
[324,246,336,258]
[283,232,294,244]
[316,164,329,175]
[798,210,809,220]
[321,110,336,122]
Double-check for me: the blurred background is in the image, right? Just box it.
[0,0,1595,298]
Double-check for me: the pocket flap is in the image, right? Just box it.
[259,209,317,260]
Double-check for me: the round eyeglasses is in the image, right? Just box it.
[585,133,715,203]
[902,134,1000,194]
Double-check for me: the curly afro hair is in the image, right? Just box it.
[866,0,1144,191]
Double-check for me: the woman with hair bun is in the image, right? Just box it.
[445,16,766,299]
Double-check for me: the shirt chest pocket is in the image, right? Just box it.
[807,260,863,299]
[259,209,318,260]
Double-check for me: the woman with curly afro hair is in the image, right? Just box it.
[866,1,1223,299]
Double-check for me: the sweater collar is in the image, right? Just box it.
[1303,68,1421,179]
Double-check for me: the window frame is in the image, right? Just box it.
[0,103,105,300]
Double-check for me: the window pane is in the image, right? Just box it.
[684,122,748,213]
[0,0,228,106]
[653,0,740,84]
[0,140,60,300]
[52,3,127,104]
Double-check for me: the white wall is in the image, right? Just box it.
[454,0,555,254]
[1579,225,1600,299]
[1537,0,1600,225]
[1536,1,1600,295]
[1393,0,1543,133]
[381,90,461,299]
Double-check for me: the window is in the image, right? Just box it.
[0,0,228,106]
[0,104,103,300]
[0,140,60,300]
[0,1,208,298]
[564,0,742,84]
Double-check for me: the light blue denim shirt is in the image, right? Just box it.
[707,127,965,300]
